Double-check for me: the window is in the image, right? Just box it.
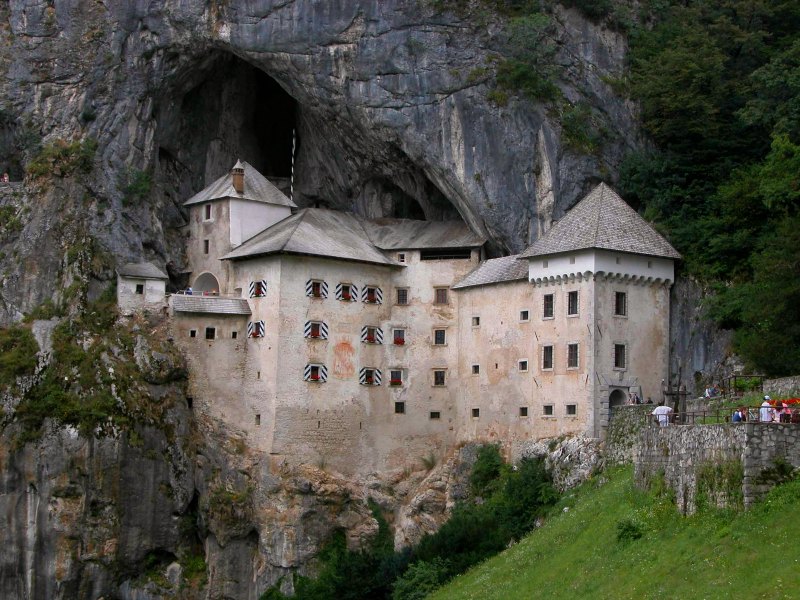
[614,292,627,316]
[520,407,528,417]
[615,256,621,264]
[567,343,579,369]
[542,345,554,370]
[310,323,321,338]
[543,404,554,416]
[567,291,579,316]
[472,364,480,375]
[305,321,328,340]
[429,411,441,420]
[518,360,528,372]
[390,369,403,386]
[363,326,381,344]
[305,364,328,382]
[231,331,238,339]
[255,414,261,426]
[614,344,626,369]
[250,280,267,298]
[421,248,471,260]
[135,283,144,295]
[205,327,216,340]
[398,252,406,263]
[189,329,197,338]
[569,256,575,264]
[203,239,209,254]
[396,288,409,305]
[519,310,529,322]
[433,329,446,345]
[364,286,382,304]
[543,294,554,319]
[395,402,406,414]
[362,368,377,385]
[434,287,448,305]
[542,260,548,268]
[393,329,406,345]
[647,260,653,268]
[472,408,480,418]
[433,370,446,386]
[340,284,353,301]
[472,316,480,327]
[247,321,265,338]
[306,280,328,298]
[187,397,193,409]
[566,404,577,416]
[204,204,212,220]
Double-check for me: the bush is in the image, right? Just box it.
[616,517,644,542]
[0,325,38,389]
[392,558,450,600]
[25,138,97,179]
[470,444,504,498]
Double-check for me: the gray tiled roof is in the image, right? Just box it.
[171,295,251,315]
[365,219,486,250]
[453,255,529,289]
[221,208,399,266]
[117,262,169,280]
[519,183,681,260]
[184,160,297,208]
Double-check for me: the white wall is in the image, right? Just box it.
[528,249,674,284]
[229,200,292,246]
[117,276,166,312]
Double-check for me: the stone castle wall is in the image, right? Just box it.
[634,423,800,513]
[764,375,800,397]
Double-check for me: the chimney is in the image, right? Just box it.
[231,160,245,194]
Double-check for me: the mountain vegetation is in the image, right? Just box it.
[430,465,800,599]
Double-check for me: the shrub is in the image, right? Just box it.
[0,325,38,389]
[616,517,644,542]
[470,443,504,498]
[122,169,153,206]
[392,557,450,600]
[25,138,97,179]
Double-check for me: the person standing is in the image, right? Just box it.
[759,396,775,422]
[652,401,673,427]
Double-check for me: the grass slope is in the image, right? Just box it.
[431,467,800,600]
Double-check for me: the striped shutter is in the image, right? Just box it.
[360,326,383,344]
[249,280,267,297]
[335,283,358,301]
[304,364,328,382]
[304,321,329,339]
[247,321,265,338]
[362,286,383,304]
[359,367,382,385]
[306,280,329,298]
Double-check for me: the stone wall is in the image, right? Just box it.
[764,375,800,397]
[605,405,653,464]
[634,423,800,514]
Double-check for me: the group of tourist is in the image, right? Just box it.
[756,396,800,423]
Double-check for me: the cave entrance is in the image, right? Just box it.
[157,52,297,201]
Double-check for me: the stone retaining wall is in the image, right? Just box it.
[764,375,800,397]
[634,423,800,513]
[605,405,654,464]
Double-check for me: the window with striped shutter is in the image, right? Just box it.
[360,326,383,344]
[359,367,382,386]
[304,364,328,382]
[362,286,383,304]
[304,321,329,339]
[335,283,357,301]
[306,280,328,298]
[249,280,267,297]
[247,321,265,338]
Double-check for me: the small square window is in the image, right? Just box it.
[390,370,403,386]
[568,343,579,369]
[429,411,441,420]
[543,404,554,416]
[472,316,480,327]
[135,283,144,295]
[309,365,321,381]
[542,260,548,268]
[518,360,528,372]
[567,291,579,316]
[232,331,238,339]
[433,329,446,345]
[189,329,197,338]
[311,281,323,298]
[569,256,575,264]
[614,292,627,316]
[203,239,209,254]
[614,344,627,369]
[204,204,212,220]
[255,414,261,426]
[615,256,621,264]
[393,329,405,345]
[395,402,406,414]
[310,322,322,338]
[566,404,577,416]
[396,288,409,305]
[472,364,480,375]
[398,252,406,263]
[434,287,448,305]
[433,370,446,386]
[520,407,528,417]
[363,368,376,385]
[340,284,353,301]
[543,294,554,319]
[472,408,480,418]
[365,326,378,343]
[542,345,553,370]
[366,287,378,303]
[205,327,216,340]
[647,260,653,268]
[187,397,193,409]
[519,310,529,322]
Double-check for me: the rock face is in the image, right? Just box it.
[0,0,638,323]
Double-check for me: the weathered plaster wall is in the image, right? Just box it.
[116,275,166,312]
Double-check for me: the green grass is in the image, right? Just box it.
[431,466,800,600]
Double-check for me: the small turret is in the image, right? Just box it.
[232,160,245,194]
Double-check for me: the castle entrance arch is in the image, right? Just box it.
[193,272,221,294]
[609,388,628,409]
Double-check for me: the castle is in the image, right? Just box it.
[118,161,680,475]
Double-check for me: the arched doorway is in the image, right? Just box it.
[609,389,627,409]
[193,272,221,294]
